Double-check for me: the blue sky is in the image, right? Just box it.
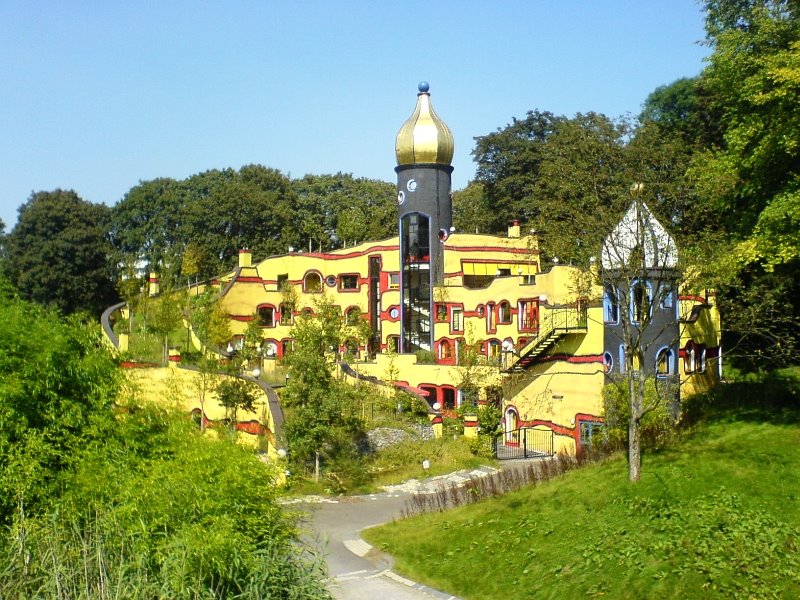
[0,1,710,229]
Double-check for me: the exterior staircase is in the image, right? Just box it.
[504,307,588,373]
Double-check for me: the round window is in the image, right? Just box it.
[603,352,614,374]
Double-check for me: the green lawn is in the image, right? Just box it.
[365,373,800,599]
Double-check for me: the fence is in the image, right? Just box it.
[493,427,555,460]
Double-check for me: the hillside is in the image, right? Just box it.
[365,372,800,599]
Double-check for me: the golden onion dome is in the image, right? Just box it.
[395,82,454,167]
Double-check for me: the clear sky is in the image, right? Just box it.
[0,1,710,229]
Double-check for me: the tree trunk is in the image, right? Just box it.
[628,414,642,482]
[628,373,642,482]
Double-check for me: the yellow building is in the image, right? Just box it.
[191,83,721,456]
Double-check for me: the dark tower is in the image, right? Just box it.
[395,81,454,354]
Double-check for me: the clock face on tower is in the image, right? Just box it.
[397,190,405,205]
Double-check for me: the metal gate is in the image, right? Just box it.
[493,427,554,460]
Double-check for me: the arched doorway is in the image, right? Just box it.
[504,407,519,444]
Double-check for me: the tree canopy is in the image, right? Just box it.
[4,190,117,316]
[110,168,396,283]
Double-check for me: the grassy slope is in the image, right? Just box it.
[365,374,800,599]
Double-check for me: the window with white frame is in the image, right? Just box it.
[604,284,619,324]
[451,307,463,332]
[655,347,675,377]
[631,280,652,324]
[257,306,275,327]
[498,301,512,324]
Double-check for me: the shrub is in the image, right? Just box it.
[0,405,331,599]
[603,379,676,451]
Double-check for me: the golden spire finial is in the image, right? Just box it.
[395,82,454,167]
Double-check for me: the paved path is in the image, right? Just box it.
[295,466,501,600]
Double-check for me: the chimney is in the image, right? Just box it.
[508,220,521,238]
[239,249,252,268]
[148,273,159,296]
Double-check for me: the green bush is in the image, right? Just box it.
[0,287,330,599]
[603,379,676,451]
[415,349,435,364]
[1,405,330,599]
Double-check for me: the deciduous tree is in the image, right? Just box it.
[5,190,116,316]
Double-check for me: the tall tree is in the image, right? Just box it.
[688,0,800,368]
[640,77,723,147]
[472,110,565,232]
[452,181,494,234]
[292,173,396,251]
[5,190,116,316]
[111,166,298,281]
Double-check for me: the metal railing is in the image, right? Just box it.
[509,306,588,370]
[493,428,555,460]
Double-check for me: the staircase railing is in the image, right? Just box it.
[507,306,588,372]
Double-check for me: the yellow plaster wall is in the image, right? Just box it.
[123,364,280,458]
[679,293,722,397]
[502,306,605,454]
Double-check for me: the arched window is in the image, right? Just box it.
[419,385,438,406]
[698,346,707,373]
[603,284,619,324]
[505,407,519,443]
[301,307,314,319]
[631,280,652,324]
[262,340,278,358]
[498,301,512,324]
[345,306,361,326]
[684,342,697,373]
[488,339,501,363]
[486,302,496,331]
[435,303,448,322]
[438,339,453,360]
[303,272,322,293]
[518,299,539,332]
[257,305,275,327]
[656,347,675,377]
[281,339,294,357]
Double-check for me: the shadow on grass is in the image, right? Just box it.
[682,368,800,427]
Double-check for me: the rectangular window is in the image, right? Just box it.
[389,273,399,288]
[339,274,359,290]
[279,303,293,326]
[518,300,539,332]
[277,274,288,291]
[451,308,463,332]
[580,422,605,448]
[442,388,456,410]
